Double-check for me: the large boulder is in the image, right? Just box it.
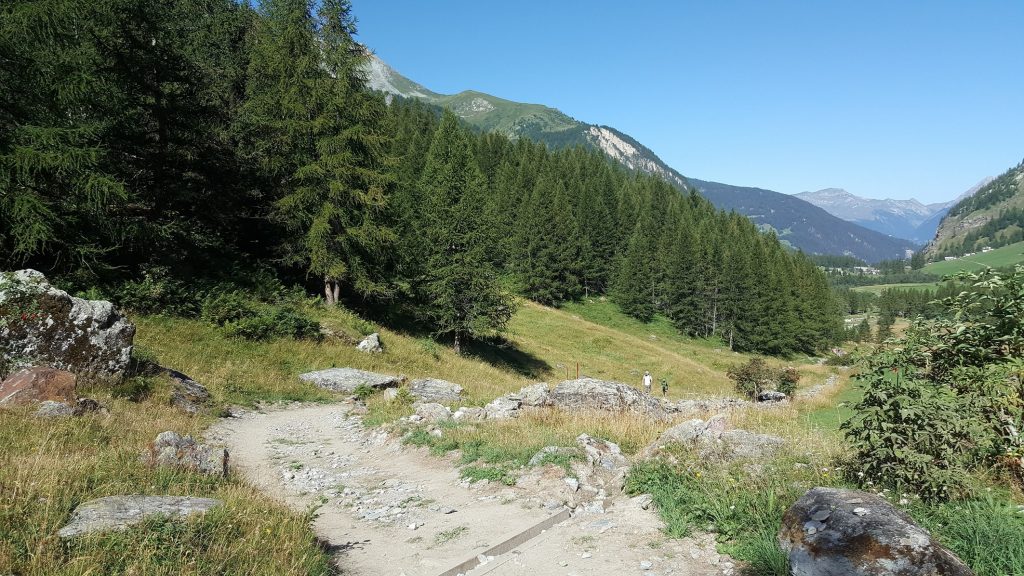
[299,367,400,393]
[0,366,77,406]
[409,378,462,403]
[484,393,522,419]
[356,333,383,353]
[413,402,452,423]
[141,431,227,476]
[58,495,222,539]
[0,270,135,382]
[550,378,667,419]
[779,487,973,576]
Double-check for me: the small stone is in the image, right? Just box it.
[559,561,569,567]
[810,508,832,521]
[803,520,825,534]
[852,507,869,516]
[408,523,417,530]
[581,552,592,559]
[640,560,653,570]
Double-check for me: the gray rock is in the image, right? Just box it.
[646,415,782,462]
[779,487,973,576]
[711,429,785,461]
[356,333,383,354]
[0,270,135,382]
[631,493,654,510]
[452,406,486,421]
[382,388,399,401]
[756,390,788,403]
[518,382,551,407]
[550,378,667,419]
[58,495,222,539]
[577,434,628,472]
[299,367,400,392]
[413,402,452,423]
[672,397,750,414]
[142,431,227,476]
[35,400,76,418]
[167,370,210,415]
[527,445,579,467]
[409,378,462,402]
[484,394,522,419]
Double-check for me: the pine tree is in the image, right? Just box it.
[516,168,582,306]
[276,0,396,304]
[612,203,656,322]
[417,110,515,353]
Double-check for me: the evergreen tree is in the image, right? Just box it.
[612,204,656,322]
[515,168,582,306]
[417,110,514,353]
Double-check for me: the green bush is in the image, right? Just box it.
[824,353,856,366]
[843,266,1024,500]
[201,290,257,326]
[726,358,799,399]
[224,306,320,341]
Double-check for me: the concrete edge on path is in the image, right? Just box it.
[436,507,573,576]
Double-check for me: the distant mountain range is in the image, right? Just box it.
[363,52,926,262]
[795,181,992,244]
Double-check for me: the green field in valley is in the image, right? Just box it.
[922,240,1024,277]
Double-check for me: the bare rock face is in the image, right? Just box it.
[299,367,400,392]
[550,378,667,419]
[142,431,227,476]
[166,370,211,415]
[409,378,462,403]
[58,495,222,539]
[779,487,974,576]
[574,434,630,505]
[0,270,135,382]
[0,366,77,405]
[356,332,383,353]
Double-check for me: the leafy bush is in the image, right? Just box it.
[824,353,856,366]
[726,358,799,399]
[200,290,257,326]
[224,306,320,341]
[109,267,203,317]
[843,266,1024,500]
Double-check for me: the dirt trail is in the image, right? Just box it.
[208,403,731,576]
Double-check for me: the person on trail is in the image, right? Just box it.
[661,378,668,397]
[642,371,653,394]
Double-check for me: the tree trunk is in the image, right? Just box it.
[324,278,335,305]
[453,333,462,356]
[332,281,340,306]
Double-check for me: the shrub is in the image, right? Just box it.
[727,358,775,399]
[777,367,800,396]
[824,353,856,367]
[200,290,257,326]
[224,306,320,341]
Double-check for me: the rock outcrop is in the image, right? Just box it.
[142,431,227,476]
[409,378,462,403]
[299,367,400,392]
[779,487,973,576]
[0,270,135,382]
[518,383,551,407]
[484,393,522,419]
[0,366,77,405]
[413,402,452,423]
[167,370,211,415]
[356,333,383,353]
[58,495,222,539]
[35,397,105,418]
[550,378,667,419]
[646,415,784,462]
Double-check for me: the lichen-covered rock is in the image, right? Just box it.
[413,402,452,423]
[645,414,782,462]
[484,393,522,419]
[356,332,383,353]
[0,366,77,405]
[519,382,551,407]
[409,378,462,403]
[779,487,973,576]
[299,367,400,392]
[452,406,486,421]
[142,431,227,476]
[167,370,211,415]
[0,270,135,382]
[550,378,667,419]
[34,397,106,418]
[58,495,222,539]
[575,434,629,495]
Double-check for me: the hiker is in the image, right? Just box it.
[642,371,652,394]
[661,378,668,397]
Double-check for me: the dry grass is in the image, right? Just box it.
[0,396,330,575]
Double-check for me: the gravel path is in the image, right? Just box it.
[208,402,730,576]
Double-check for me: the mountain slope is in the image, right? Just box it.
[925,160,1024,258]
[363,52,907,261]
[795,188,941,243]
[691,179,917,262]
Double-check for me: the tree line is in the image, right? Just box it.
[0,0,842,355]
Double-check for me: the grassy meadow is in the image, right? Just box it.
[921,240,1024,276]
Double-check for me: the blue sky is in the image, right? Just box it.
[354,1,1023,203]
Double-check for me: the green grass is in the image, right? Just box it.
[922,240,1024,277]
[850,282,942,294]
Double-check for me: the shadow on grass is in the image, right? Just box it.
[463,335,551,379]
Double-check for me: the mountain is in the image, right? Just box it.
[925,160,1024,259]
[690,180,917,262]
[363,52,911,262]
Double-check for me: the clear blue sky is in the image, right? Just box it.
[353,1,1023,203]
